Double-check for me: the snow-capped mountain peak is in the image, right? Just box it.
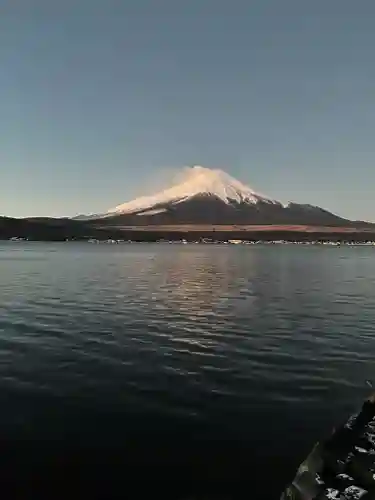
[107,166,279,216]
[76,165,350,226]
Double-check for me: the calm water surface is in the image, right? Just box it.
[1,243,375,498]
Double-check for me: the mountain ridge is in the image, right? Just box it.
[105,165,281,216]
[77,166,354,227]
[2,167,373,233]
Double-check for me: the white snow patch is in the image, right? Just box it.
[136,208,167,216]
[326,488,340,499]
[338,474,354,481]
[106,166,281,215]
[354,446,368,454]
[343,485,367,498]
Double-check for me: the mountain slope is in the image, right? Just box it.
[79,166,352,226]
[107,165,280,216]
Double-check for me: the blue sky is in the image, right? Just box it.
[1,0,374,220]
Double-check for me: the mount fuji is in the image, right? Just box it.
[79,166,351,226]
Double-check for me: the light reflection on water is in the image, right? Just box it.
[1,242,375,498]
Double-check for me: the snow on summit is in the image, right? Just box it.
[107,166,280,215]
[76,164,350,226]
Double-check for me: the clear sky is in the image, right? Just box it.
[1,0,374,220]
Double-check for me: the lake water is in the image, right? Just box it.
[1,242,375,499]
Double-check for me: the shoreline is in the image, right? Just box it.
[4,238,375,246]
[2,219,375,243]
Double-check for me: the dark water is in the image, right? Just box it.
[1,243,375,499]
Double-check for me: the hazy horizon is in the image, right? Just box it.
[1,1,375,221]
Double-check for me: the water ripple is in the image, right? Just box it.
[1,243,375,494]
